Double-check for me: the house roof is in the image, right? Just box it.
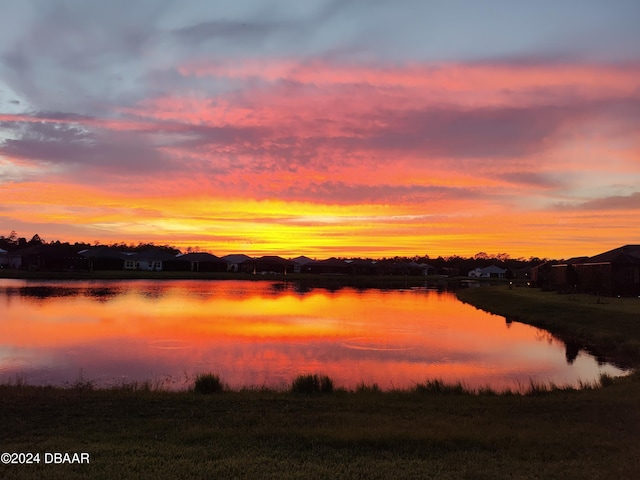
[251,256,294,265]
[587,245,640,264]
[292,256,314,265]
[407,261,434,269]
[11,244,85,257]
[78,246,128,259]
[221,254,253,264]
[345,258,374,266]
[135,248,178,261]
[176,252,223,262]
[564,256,590,265]
[311,257,348,267]
[481,265,506,274]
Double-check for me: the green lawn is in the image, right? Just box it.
[1,286,639,479]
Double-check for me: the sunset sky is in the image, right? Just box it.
[1,0,639,259]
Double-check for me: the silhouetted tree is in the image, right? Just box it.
[28,234,44,245]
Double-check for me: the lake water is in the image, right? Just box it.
[0,279,628,391]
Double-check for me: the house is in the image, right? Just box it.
[78,246,126,271]
[165,252,228,272]
[376,260,403,275]
[547,257,587,292]
[240,255,295,274]
[405,262,436,276]
[535,245,640,296]
[221,254,253,272]
[8,244,88,271]
[468,265,507,278]
[576,245,640,296]
[123,248,177,271]
[305,258,350,275]
[530,261,554,288]
[345,259,379,276]
[468,267,482,277]
[0,248,7,268]
[292,256,314,273]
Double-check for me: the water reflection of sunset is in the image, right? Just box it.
[0,280,627,391]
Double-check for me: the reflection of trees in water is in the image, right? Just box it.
[84,287,121,302]
[564,341,581,364]
[139,286,168,299]
[517,319,585,366]
[0,285,124,303]
[3,286,76,300]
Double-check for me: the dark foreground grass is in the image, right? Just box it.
[1,375,640,480]
[1,285,639,479]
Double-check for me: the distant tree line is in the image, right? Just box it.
[0,230,551,274]
[0,231,180,256]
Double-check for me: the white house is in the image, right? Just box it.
[468,265,507,278]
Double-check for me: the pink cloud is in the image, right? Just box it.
[3,59,638,211]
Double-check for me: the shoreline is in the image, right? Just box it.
[456,286,640,369]
[0,269,491,291]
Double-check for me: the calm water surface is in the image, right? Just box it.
[0,279,628,391]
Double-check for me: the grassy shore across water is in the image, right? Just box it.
[0,268,458,290]
[1,286,639,479]
[456,285,640,368]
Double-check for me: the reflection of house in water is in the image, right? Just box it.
[532,245,640,296]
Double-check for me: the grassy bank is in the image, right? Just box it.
[456,286,640,368]
[1,285,639,479]
[1,375,639,480]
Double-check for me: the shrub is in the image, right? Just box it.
[193,373,224,394]
[599,372,616,388]
[291,374,334,394]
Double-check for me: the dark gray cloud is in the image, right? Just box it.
[0,119,173,174]
[173,19,281,45]
[272,181,482,204]
[554,192,640,211]
[497,172,562,189]
[360,105,564,159]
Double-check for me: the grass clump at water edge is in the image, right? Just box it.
[291,373,334,394]
[192,372,224,394]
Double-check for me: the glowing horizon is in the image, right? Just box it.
[1,1,639,259]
